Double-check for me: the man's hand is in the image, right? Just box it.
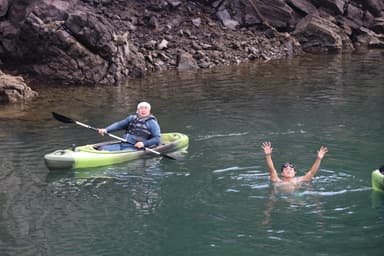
[317,146,328,160]
[135,141,145,149]
[262,141,273,155]
[98,128,108,136]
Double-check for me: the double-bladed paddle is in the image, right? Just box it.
[52,112,176,160]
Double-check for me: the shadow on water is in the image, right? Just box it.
[371,191,384,208]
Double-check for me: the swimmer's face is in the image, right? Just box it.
[281,163,296,178]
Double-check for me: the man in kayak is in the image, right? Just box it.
[97,101,161,151]
[261,141,328,183]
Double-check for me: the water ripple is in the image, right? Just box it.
[196,132,249,141]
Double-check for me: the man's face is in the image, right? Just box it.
[137,105,150,118]
[281,163,296,178]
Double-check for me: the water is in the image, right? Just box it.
[0,50,383,256]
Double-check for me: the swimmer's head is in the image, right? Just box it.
[281,162,296,172]
[281,162,296,178]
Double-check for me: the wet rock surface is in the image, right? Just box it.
[0,0,383,89]
[0,70,38,104]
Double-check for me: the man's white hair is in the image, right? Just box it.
[137,101,151,110]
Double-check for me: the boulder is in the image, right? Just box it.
[311,0,347,15]
[0,0,9,17]
[293,14,354,53]
[2,0,136,85]
[251,0,299,30]
[287,0,318,15]
[354,0,384,17]
[371,17,384,33]
[177,52,199,71]
[216,8,240,30]
[0,70,38,103]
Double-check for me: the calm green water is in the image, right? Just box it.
[0,50,383,256]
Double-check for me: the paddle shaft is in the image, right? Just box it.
[74,120,126,141]
[52,112,175,159]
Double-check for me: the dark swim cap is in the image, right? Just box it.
[281,162,295,172]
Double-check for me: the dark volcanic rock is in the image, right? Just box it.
[0,0,383,87]
[13,0,132,85]
[293,14,354,53]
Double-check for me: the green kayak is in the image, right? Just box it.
[372,169,384,192]
[44,133,189,170]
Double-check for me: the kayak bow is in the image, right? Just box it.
[372,169,384,192]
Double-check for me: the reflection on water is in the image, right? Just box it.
[0,51,384,255]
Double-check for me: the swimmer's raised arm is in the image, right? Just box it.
[297,146,328,182]
[262,141,281,182]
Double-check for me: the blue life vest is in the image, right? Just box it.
[126,114,156,141]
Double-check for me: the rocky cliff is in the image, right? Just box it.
[1,0,384,92]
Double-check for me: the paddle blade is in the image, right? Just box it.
[52,112,75,124]
[162,154,177,160]
[144,147,177,160]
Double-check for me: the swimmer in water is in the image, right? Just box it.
[261,141,328,183]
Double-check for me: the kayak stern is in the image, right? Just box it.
[372,169,384,192]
